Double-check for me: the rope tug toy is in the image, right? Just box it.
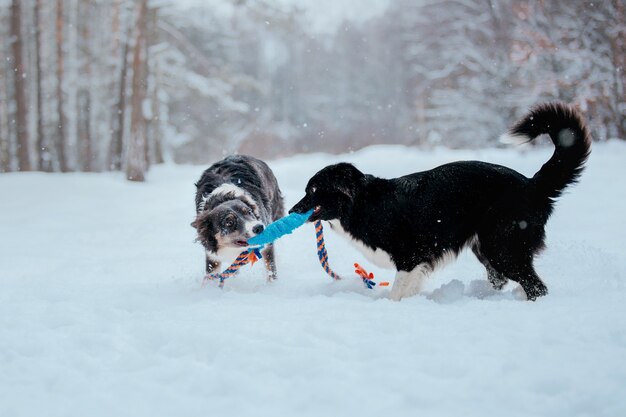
[203,208,389,289]
[202,248,263,288]
[314,220,340,281]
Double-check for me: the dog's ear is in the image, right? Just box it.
[334,163,365,198]
[190,211,210,229]
[191,213,218,253]
[191,210,212,231]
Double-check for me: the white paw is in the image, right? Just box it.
[389,289,404,301]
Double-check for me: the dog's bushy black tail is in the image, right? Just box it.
[507,102,592,200]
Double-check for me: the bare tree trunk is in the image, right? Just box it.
[77,90,92,171]
[146,11,159,167]
[87,0,108,173]
[143,69,151,168]
[126,0,148,182]
[145,6,164,166]
[611,0,625,140]
[10,0,30,171]
[64,0,79,171]
[151,73,165,164]
[77,0,92,172]
[0,56,9,172]
[55,0,68,172]
[109,1,129,172]
[34,0,50,171]
[110,40,129,171]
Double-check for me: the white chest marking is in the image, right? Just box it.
[208,246,246,265]
[328,220,395,270]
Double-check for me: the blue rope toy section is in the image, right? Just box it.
[203,209,313,287]
[247,209,314,246]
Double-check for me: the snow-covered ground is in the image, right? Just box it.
[1,142,625,417]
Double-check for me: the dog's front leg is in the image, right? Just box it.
[389,264,431,301]
[205,251,220,275]
[262,244,277,282]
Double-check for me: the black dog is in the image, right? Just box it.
[290,103,591,300]
[192,155,284,281]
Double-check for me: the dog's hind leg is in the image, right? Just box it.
[500,262,547,301]
[476,238,548,300]
[471,241,508,290]
[262,243,277,282]
[389,264,431,301]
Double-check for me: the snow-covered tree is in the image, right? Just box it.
[512,0,626,140]
[0,0,623,175]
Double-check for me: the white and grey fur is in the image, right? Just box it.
[192,155,285,281]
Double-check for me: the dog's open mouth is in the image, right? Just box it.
[234,240,249,247]
[309,205,322,221]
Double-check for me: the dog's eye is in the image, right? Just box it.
[310,186,317,193]
[224,219,234,228]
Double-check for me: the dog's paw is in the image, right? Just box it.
[389,286,410,301]
[388,292,403,301]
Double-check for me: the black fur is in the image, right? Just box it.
[194,155,284,223]
[192,155,284,279]
[290,103,591,300]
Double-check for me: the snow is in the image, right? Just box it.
[1,142,626,417]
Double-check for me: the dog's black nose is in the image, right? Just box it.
[252,224,264,235]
